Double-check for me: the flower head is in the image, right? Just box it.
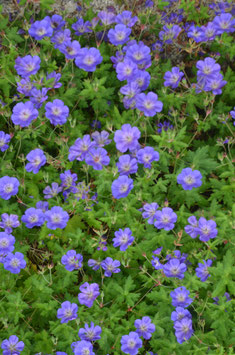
[170,286,193,308]
[196,217,218,242]
[75,47,103,72]
[1,335,24,354]
[134,316,155,340]
[78,282,100,308]
[21,208,45,228]
[164,67,184,89]
[116,59,138,81]
[184,216,198,239]
[3,252,26,274]
[61,250,83,271]
[72,340,95,355]
[44,206,69,230]
[0,176,20,200]
[78,322,102,341]
[137,147,159,168]
[177,168,202,190]
[29,18,53,40]
[11,101,38,127]
[142,202,159,224]
[114,124,141,153]
[111,176,134,199]
[45,99,69,126]
[163,258,187,279]
[195,259,212,282]
[171,307,192,322]
[0,214,20,234]
[85,147,110,170]
[113,228,134,251]
[0,131,11,152]
[101,257,121,277]
[154,207,177,231]
[25,148,46,174]
[173,317,193,344]
[120,332,142,355]
[116,154,138,175]
[108,24,131,46]
[115,11,138,28]
[72,18,92,35]
[0,232,15,254]
[136,92,163,117]
[57,301,78,323]
[15,55,41,77]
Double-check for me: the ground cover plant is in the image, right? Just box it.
[0,0,235,354]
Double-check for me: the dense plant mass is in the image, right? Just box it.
[0,0,235,354]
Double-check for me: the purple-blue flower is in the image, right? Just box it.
[88,259,101,271]
[115,11,138,28]
[78,322,102,341]
[134,316,155,340]
[72,340,95,355]
[187,25,205,42]
[11,101,38,127]
[17,78,34,96]
[14,55,41,77]
[57,301,78,323]
[29,18,53,40]
[136,92,163,117]
[43,182,63,199]
[142,202,159,224]
[46,71,62,89]
[151,256,163,270]
[3,252,26,274]
[177,168,202,190]
[184,216,198,238]
[196,217,218,242]
[0,232,15,254]
[196,57,221,78]
[78,282,100,308]
[75,47,103,72]
[61,250,83,271]
[129,70,151,91]
[59,40,81,60]
[0,131,11,152]
[45,99,69,126]
[85,147,110,170]
[98,11,116,26]
[72,18,92,35]
[1,335,24,355]
[154,207,177,231]
[111,175,134,199]
[48,14,65,31]
[29,87,48,108]
[91,131,112,147]
[114,124,141,153]
[204,74,227,95]
[0,213,20,234]
[173,317,193,344]
[44,206,69,230]
[113,228,134,251]
[25,148,46,174]
[51,29,71,49]
[163,258,187,279]
[0,176,20,200]
[171,307,192,322]
[108,24,131,46]
[157,120,173,133]
[159,24,182,44]
[126,43,151,68]
[21,208,45,228]
[116,59,138,81]
[120,332,143,355]
[195,259,212,282]
[68,135,95,162]
[116,154,138,175]
[170,286,193,308]
[137,147,159,168]
[101,257,121,277]
[213,13,235,35]
[36,201,49,213]
[164,67,184,89]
